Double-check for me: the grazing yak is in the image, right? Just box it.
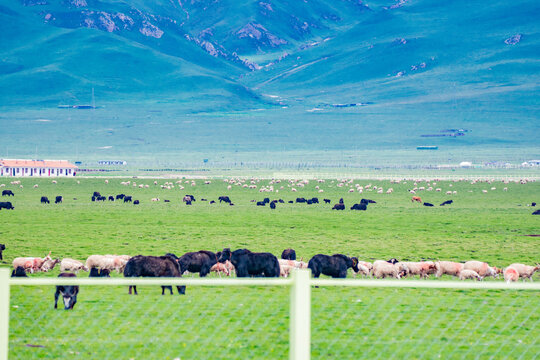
[0,243,4,260]
[40,196,50,204]
[218,248,280,278]
[170,251,218,277]
[296,198,307,203]
[270,202,276,209]
[124,196,133,203]
[54,273,79,310]
[281,248,297,261]
[0,202,14,210]
[55,196,63,204]
[323,199,331,204]
[219,196,231,204]
[350,203,367,211]
[440,200,453,206]
[423,202,434,207]
[332,203,345,210]
[93,192,101,198]
[533,209,540,215]
[2,190,14,196]
[256,201,266,206]
[133,200,140,205]
[108,196,115,201]
[123,255,185,295]
[11,266,27,277]
[116,194,125,200]
[308,254,359,278]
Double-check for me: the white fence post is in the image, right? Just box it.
[0,268,10,360]
[290,269,310,360]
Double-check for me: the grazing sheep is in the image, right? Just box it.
[61,258,89,273]
[210,261,234,277]
[504,267,519,283]
[54,273,79,310]
[506,263,540,281]
[372,260,407,279]
[459,269,482,281]
[401,261,437,279]
[41,258,60,272]
[85,255,130,273]
[463,261,500,279]
[12,251,52,273]
[435,261,464,278]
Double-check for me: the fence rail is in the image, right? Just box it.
[2,268,539,360]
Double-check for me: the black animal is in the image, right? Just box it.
[123,255,185,295]
[89,267,100,277]
[387,258,399,264]
[256,201,266,206]
[93,192,101,198]
[296,198,306,203]
[54,273,79,310]
[91,196,96,202]
[278,199,284,203]
[339,198,344,204]
[116,194,125,200]
[308,254,359,278]
[210,200,216,204]
[440,200,453,206]
[306,200,313,205]
[288,201,294,204]
[281,248,296,261]
[124,196,133,203]
[263,198,270,204]
[0,202,14,210]
[201,199,207,201]
[175,250,218,277]
[361,199,376,204]
[108,196,115,201]
[185,200,192,205]
[133,200,140,205]
[423,202,434,207]
[40,196,50,204]
[531,202,536,207]
[55,196,63,204]
[97,196,106,201]
[218,248,280,278]
[332,203,345,210]
[324,199,331,204]
[533,209,540,215]
[185,195,196,202]
[0,243,4,260]
[350,203,367,211]
[99,269,111,277]
[2,190,14,196]
[311,197,319,204]
[219,196,231,204]
[164,199,170,203]
[11,266,27,277]
[270,202,276,209]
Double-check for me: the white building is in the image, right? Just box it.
[0,159,78,177]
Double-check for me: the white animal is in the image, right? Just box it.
[459,269,482,281]
[61,258,89,272]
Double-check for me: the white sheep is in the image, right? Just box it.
[506,263,540,281]
[60,258,88,272]
[435,261,463,278]
[463,261,500,278]
[459,269,482,281]
[503,267,519,283]
[372,260,405,279]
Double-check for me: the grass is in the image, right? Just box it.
[2,176,539,359]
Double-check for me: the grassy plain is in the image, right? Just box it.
[2,176,539,359]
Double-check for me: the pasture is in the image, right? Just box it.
[1,176,539,359]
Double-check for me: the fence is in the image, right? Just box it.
[2,269,540,359]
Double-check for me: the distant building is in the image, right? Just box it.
[522,160,540,167]
[0,159,77,177]
[98,160,127,166]
[459,161,473,168]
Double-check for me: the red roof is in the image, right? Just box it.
[0,159,78,169]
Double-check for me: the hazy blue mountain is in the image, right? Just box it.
[0,0,538,166]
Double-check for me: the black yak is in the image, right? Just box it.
[2,190,14,196]
[11,266,27,277]
[0,202,14,210]
[40,196,50,204]
[54,273,79,310]
[308,254,359,278]
[123,255,185,295]
[0,243,5,260]
[172,251,218,277]
[332,203,345,210]
[218,248,279,277]
[281,248,296,261]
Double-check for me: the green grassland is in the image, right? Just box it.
[2,176,539,359]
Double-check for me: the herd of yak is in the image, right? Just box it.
[4,244,539,310]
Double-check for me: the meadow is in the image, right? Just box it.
[1,176,539,359]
